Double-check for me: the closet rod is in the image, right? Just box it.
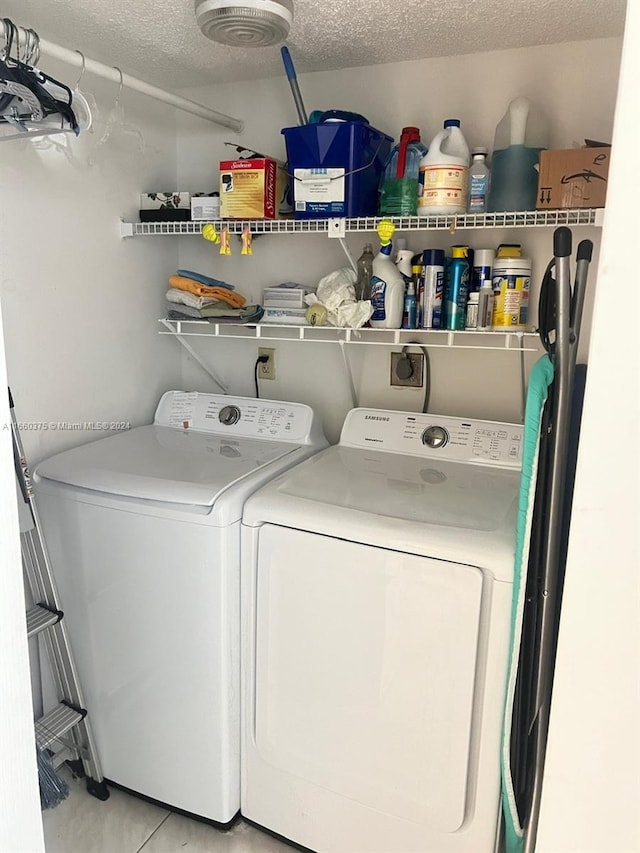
[8,23,244,133]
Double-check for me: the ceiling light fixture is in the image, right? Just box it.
[195,0,293,47]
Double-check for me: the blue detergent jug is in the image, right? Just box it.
[487,97,549,212]
[379,127,428,216]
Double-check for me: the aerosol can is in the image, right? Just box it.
[444,245,471,330]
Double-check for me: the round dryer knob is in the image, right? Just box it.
[421,425,449,448]
[218,405,241,426]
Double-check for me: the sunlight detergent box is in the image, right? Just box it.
[219,158,277,218]
[536,147,610,209]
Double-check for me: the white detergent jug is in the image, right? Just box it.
[418,119,470,216]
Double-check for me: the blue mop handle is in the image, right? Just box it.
[281,46,308,126]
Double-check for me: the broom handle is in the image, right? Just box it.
[281,46,308,125]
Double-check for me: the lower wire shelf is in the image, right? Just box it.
[159,319,542,351]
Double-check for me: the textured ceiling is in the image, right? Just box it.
[1,0,627,89]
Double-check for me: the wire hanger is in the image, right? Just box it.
[88,65,145,164]
[69,50,95,132]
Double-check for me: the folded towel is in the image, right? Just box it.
[165,289,221,310]
[167,305,264,324]
[168,275,246,307]
[167,302,243,319]
[176,269,235,290]
[165,303,209,319]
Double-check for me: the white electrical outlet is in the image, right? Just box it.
[258,347,276,380]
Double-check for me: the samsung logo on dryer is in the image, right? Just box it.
[364,415,390,422]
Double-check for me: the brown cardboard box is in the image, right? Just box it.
[219,158,277,218]
[536,147,610,209]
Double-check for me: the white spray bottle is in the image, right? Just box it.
[370,220,405,329]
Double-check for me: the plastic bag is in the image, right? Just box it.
[306,267,373,329]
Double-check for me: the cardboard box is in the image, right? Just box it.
[140,192,191,210]
[139,192,191,222]
[219,158,277,219]
[536,147,610,209]
[191,195,220,220]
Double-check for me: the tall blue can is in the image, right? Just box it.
[445,245,470,330]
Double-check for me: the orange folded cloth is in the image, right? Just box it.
[168,275,246,307]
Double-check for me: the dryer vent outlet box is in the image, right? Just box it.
[390,352,424,387]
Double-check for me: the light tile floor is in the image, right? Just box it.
[43,768,293,853]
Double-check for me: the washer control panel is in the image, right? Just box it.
[341,408,523,468]
[154,391,317,442]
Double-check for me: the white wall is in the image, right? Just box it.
[0,62,183,466]
[175,38,620,441]
[0,58,191,763]
[536,4,640,850]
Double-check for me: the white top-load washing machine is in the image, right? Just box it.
[33,391,326,825]
[241,407,523,852]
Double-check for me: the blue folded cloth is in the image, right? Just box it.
[176,269,235,290]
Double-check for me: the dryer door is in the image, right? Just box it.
[252,524,486,832]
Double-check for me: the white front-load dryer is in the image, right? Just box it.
[33,391,326,825]
[241,407,523,852]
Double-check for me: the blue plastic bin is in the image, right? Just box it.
[282,121,393,218]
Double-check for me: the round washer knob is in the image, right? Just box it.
[421,425,449,448]
[219,405,241,426]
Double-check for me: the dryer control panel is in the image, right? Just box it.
[341,408,523,468]
[154,391,322,444]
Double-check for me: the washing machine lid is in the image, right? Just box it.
[35,424,299,508]
[243,444,521,581]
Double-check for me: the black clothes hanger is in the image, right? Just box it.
[0,19,79,137]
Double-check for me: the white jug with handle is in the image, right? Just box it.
[487,97,549,212]
[418,119,470,216]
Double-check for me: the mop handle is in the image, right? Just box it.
[553,225,572,258]
[571,240,593,336]
[281,46,308,126]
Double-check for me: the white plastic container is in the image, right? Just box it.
[491,255,532,330]
[370,243,405,329]
[418,119,470,215]
[394,238,414,282]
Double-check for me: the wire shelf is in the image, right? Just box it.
[124,208,603,237]
[160,319,542,351]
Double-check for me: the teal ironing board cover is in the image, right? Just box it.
[502,353,555,853]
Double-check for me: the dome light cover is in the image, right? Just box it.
[195,0,293,47]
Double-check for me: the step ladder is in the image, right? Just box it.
[9,388,109,801]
